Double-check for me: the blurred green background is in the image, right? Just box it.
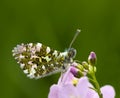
[0,0,119,98]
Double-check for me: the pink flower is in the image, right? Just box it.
[48,64,115,98]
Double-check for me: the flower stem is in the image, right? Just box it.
[92,73,103,98]
[88,66,103,98]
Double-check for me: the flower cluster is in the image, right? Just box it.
[48,52,115,98]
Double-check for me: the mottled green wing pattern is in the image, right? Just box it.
[12,43,67,79]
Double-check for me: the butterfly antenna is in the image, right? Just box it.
[69,29,81,48]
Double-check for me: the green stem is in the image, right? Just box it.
[88,66,103,98]
[92,73,103,98]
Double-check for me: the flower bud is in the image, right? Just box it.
[82,61,89,70]
[70,66,83,78]
[88,51,97,66]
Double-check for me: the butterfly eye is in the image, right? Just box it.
[68,48,76,59]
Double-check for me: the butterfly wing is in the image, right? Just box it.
[12,43,66,79]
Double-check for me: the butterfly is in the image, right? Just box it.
[12,29,80,79]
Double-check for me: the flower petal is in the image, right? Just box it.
[76,77,89,98]
[58,67,74,85]
[48,85,59,98]
[48,83,78,98]
[86,86,99,98]
[101,85,115,98]
[59,84,77,98]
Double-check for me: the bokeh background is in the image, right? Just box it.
[0,0,119,98]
